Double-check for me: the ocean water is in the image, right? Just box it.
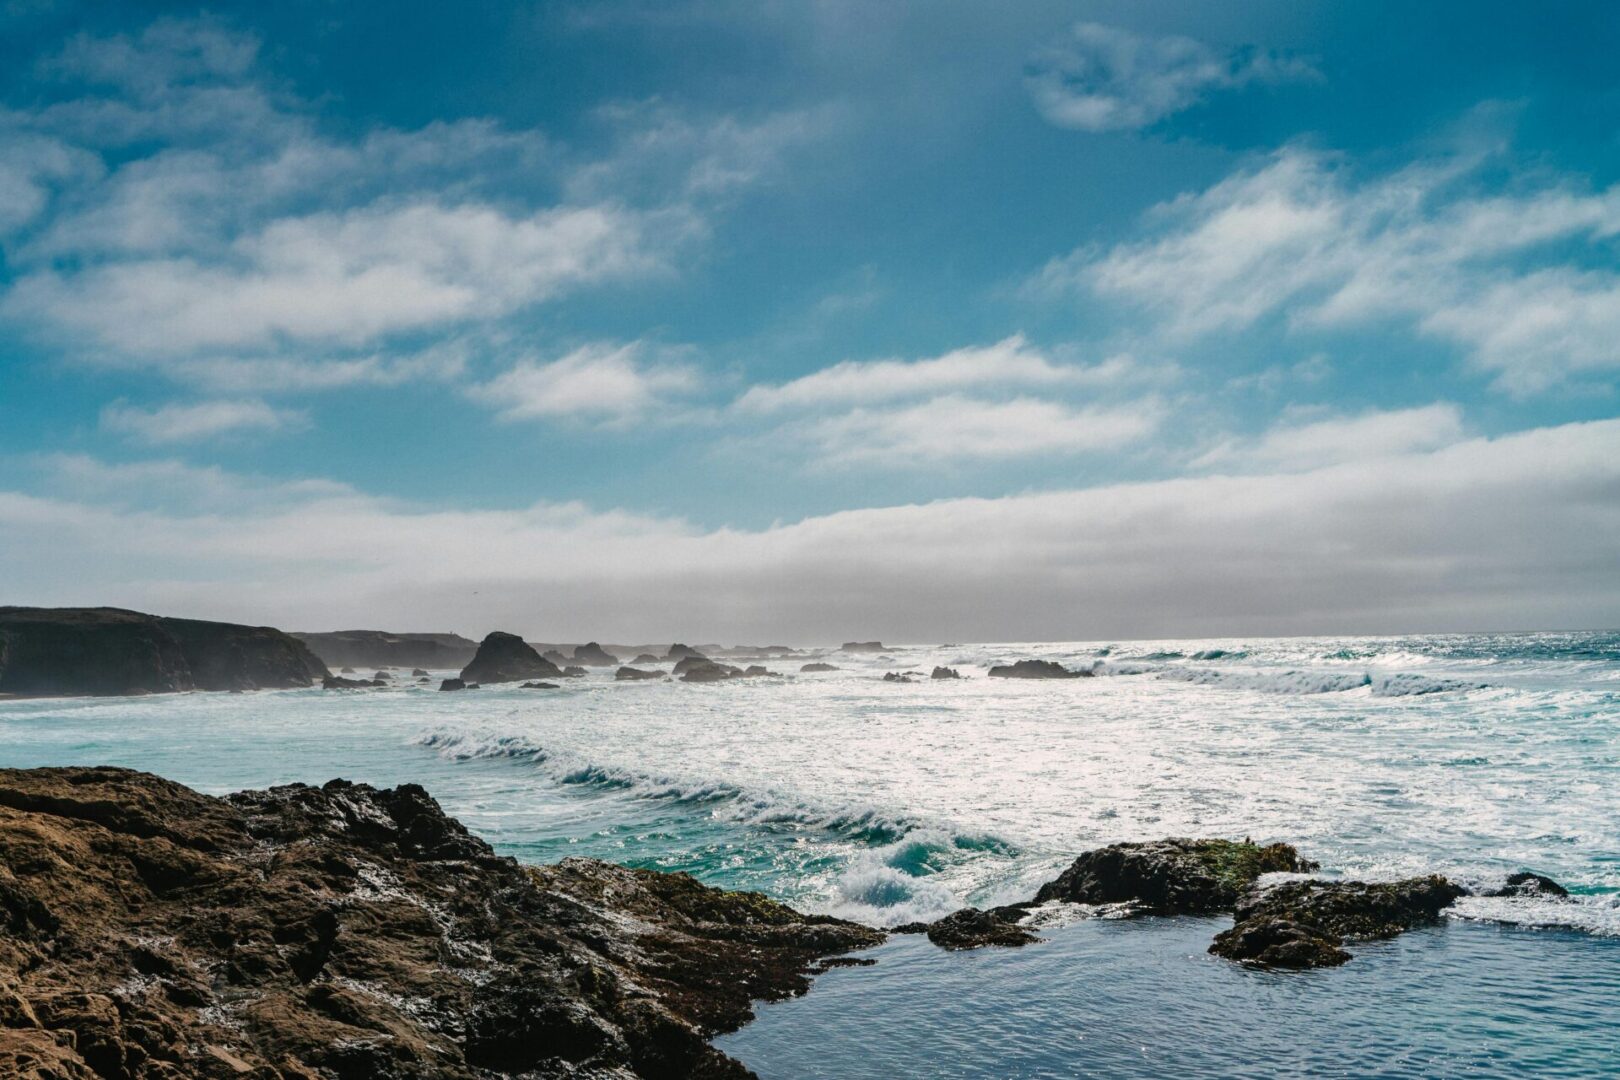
[2,632,1617,1076]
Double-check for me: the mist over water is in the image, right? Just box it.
[2,630,1616,1076]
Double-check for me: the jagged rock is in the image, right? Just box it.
[800,663,838,672]
[1033,838,1319,915]
[439,678,467,691]
[922,908,1040,950]
[562,666,587,678]
[0,607,329,697]
[665,644,704,661]
[459,632,563,685]
[632,654,662,665]
[411,667,430,677]
[882,672,913,683]
[572,642,620,667]
[1210,875,1465,968]
[1489,871,1569,898]
[987,659,1089,679]
[930,667,961,679]
[0,767,882,1079]
[679,660,743,683]
[615,667,663,681]
[840,641,884,653]
[291,630,479,670]
[520,681,559,689]
[323,675,385,689]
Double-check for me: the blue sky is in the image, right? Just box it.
[1,1,1617,640]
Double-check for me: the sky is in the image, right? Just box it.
[1,0,1618,642]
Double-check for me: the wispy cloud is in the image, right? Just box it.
[100,398,305,443]
[1026,23,1319,133]
[1193,404,1465,472]
[468,342,702,426]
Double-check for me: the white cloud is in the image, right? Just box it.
[468,342,701,425]
[1047,147,1620,393]
[736,335,1140,413]
[100,398,305,443]
[1026,23,1319,133]
[797,393,1163,467]
[3,419,1617,640]
[1193,403,1465,471]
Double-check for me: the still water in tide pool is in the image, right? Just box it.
[2,632,1617,1076]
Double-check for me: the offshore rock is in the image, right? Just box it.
[615,666,664,681]
[800,663,838,672]
[930,667,961,679]
[0,607,328,698]
[0,767,882,1078]
[1033,838,1319,915]
[562,666,588,678]
[291,630,478,671]
[459,632,563,685]
[520,681,559,689]
[922,908,1040,950]
[987,659,1089,679]
[1489,871,1569,898]
[572,642,621,667]
[322,675,385,689]
[439,678,467,691]
[840,641,884,653]
[665,644,705,661]
[882,672,914,683]
[632,654,662,665]
[680,660,744,683]
[1210,876,1466,968]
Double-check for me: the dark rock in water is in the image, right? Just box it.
[371,670,390,681]
[323,675,385,689]
[632,653,662,665]
[1489,871,1569,898]
[542,649,571,667]
[680,659,743,683]
[987,659,1090,679]
[800,662,839,672]
[931,666,961,679]
[562,665,587,677]
[0,606,329,698]
[742,665,779,677]
[439,678,466,691]
[459,631,563,685]
[1210,875,1465,968]
[665,643,704,661]
[672,655,716,676]
[841,641,885,652]
[520,681,559,689]
[340,666,356,673]
[923,907,1040,950]
[1033,838,1319,915]
[412,667,430,677]
[615,666,663,681]
[572,642,620,667]
[882,672,914,683]
[291,629,479,670]
[0,766,883,1079]
[417,676,430,683]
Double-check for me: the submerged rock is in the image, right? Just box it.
[882,672,914,683]
[0,606,329,697]
[460,632,564,685]
[1489,871,1569,898]
[800,662,839,672]
[572,642,620,667]
[0,766,882,1079]
[922,908,1041,950]
[615,666,663,681]
[1033,838,1319,915]
[520,681,559,689]
[1210,875,1465,968]
[930,667,961,679]
[322,675,385,689]
[987,659,1089,679]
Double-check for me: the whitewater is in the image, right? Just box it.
[2,631,1616,1076]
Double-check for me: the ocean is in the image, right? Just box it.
[2,632,1616,1077]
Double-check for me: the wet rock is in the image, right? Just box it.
[882,672,914,683]
[459,632,563,685]
[371,670,390,681]
[542,649,571,667]
[742,665,779,677]
[632,653,662,665]
[562,666,587,678]
[1210,875,1466,968]
[520,681,559,689]
[0,606,329,697]
[572,642,620,667]
[679,660,743,683]
[0,767,882,1079]
[439,678,467,691]
[800,663,838,672]
[340,666,356,673]
[1033,838,1319,915]
[841,641,885,653]
[987,659,1089,679]
[1489,872,1569,898]
[930,667,961,679]
[615,667,663,681]
[923,908,1040,950]
[323,675,385,689]
[411,667,430,677]
[665,643,705,661]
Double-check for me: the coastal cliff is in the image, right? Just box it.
[0,608,329,698]
[0,767,881,1079]
[291,631,479,671]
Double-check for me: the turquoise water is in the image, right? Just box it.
[2,632,1617,1075]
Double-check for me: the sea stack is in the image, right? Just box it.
[458,632,563,685]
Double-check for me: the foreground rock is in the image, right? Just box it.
[1490,871,1569,898]
[459,632,564,685]
[1210,876,1465,968]
[1033,838,1318,915]
[987,659,1090,680]
[291,630,479,671]
[0,607,328,697]
[918,908,1040,950]
[0,767,883,1078]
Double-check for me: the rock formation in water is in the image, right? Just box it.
[930,667,961,679]
[917,908,1040,950]
[412,667,430,677]
[986,659,1090,680]
[882,672,913,683]
[632,653,662,665]
[799,663,838,673]
[1210,876,1467,968]
[459,632,564,685]
[439,678,467,691]
[0,767,882,1078]
[291,630,479,671]
[1032,838,1318,915]
[1489,871,1568,898]
[572,642,620,667]
[615,666,664,681]
[840,641,884,653]
[665,644,704,661]
[562,666,587,678]
[0,607,329,698]
[679,659,744,683]
[322,675,385,689]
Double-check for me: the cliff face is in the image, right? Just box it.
[0,767,881,1079]
[291,630,479,671]
[0,608,329,698]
